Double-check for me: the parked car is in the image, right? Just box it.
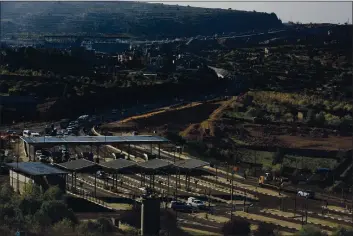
[35,150,42,156]
[38,155,49,163]
[169,201,193,212]
[96,171,107,179]
[297,190,315,199]
[6,130,16,135]
[187,197,207,209]
[138,187,153,197]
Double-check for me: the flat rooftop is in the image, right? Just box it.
[138,159,172,170]
[99,159,136,170]
[55,159,98,172]
[174,159,209,169]
[6,162,68,176]
[21,135,169,145]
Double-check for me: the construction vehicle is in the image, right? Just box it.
[259,172,289,191]
[258,172,273,186]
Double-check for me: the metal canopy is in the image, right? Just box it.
[138,159,172,170]
[21,135,169,145]
[99,159,139,174]
[55,159,99,172]
[174,159,209,169]
[6,162,68,176]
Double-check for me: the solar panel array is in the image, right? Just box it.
[21,135,169,144]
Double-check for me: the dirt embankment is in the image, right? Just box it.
[103,96,352,152]
[103,101,222,137]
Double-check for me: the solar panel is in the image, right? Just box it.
[6,162,67,176]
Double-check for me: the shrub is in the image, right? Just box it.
[51,218,75,235]
[340,115,352,128]
[324,113,341,126]
[96,217,115,233]
[295,225,327,236]
[332,226,353,236]
[283,112,294,122]
[315,112,326,126]
[306,109,316,124]
[246,107,258,117]
[76,220,101,236]
[222,219,251,236]
[254,222,276,236]
[43,186,64,201]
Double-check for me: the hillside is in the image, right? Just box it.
[1,2,283,39]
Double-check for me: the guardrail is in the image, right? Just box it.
[66,184,111,209]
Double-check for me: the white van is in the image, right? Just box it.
[23,130,31,137]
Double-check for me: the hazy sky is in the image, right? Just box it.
[147,1,352,24]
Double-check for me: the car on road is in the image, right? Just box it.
[138,187,153,197]
[38,155,49,163]
[6,130,16,135]
[187,197,207,210]
[35,150,42,156]
[57,130,64,136]
[297,190,315,199]
[132,131,139,136]
[169,201,193,212]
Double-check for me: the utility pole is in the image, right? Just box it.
[230,169,234,220]
[294,195,297,216]
[305,197,308,224]
[254,150,257,177]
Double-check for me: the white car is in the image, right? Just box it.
[35,150,42,156]
[187,197,206,209]
[297,190,315,199]
[38,155,49,163]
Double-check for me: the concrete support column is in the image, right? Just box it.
[185,174,188,190]
[167,175,170,195]
[71,171,74,190]
[149,175,152,188]
[97,145,100,161]
[128,144,130,159]
[158,144,160,158]
[94,173,97,198]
